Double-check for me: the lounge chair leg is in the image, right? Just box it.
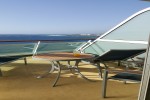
[102,70,108,98]
[52,61,61,87]
[96,62,103,78]
[118,60,121,66]
[24,57,27,65]
[124,81,127,84]
[0,68,2,76]
[68,61,70,65]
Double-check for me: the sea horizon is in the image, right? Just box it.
[0,33,100,41]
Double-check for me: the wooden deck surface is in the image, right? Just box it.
[0,57,140,100]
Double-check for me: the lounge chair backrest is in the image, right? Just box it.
[93,49,146,62]
[80,8,150,55]
[75,40,92,52]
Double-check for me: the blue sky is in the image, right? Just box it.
[0,0,149,34]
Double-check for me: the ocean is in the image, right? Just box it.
[0,34,98,56]
[0,34,98,41]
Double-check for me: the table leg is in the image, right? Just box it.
[66,61,78,75]
[96,62,103,78]
[74,60,95,81]
[36,61,62,87]
[67,61,75,74]
[36,61,57,78]
[52,61,61,87]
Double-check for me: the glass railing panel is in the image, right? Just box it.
[0,40,86,57]
[36,41,84,54]
[0,43,35,57]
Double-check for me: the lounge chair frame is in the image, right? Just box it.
[100,49,146,98]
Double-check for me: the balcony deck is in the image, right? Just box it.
[0,57,140,100]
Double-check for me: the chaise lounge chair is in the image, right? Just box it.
[99,49,146,98]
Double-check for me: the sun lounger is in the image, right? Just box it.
[0,42,36,76]
[0,56,28,65]
[84,49,145,78]
[0,55,31,76]
[93,49,146,62]
[100,49,146,98]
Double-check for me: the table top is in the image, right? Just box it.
[34,52,94,61]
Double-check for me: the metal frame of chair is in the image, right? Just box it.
[100,49,146,98]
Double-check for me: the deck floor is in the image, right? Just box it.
[0,57,140,100]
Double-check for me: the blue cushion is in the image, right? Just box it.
[110,72,142,81]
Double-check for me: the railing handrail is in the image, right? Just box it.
[0,38,95,43]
